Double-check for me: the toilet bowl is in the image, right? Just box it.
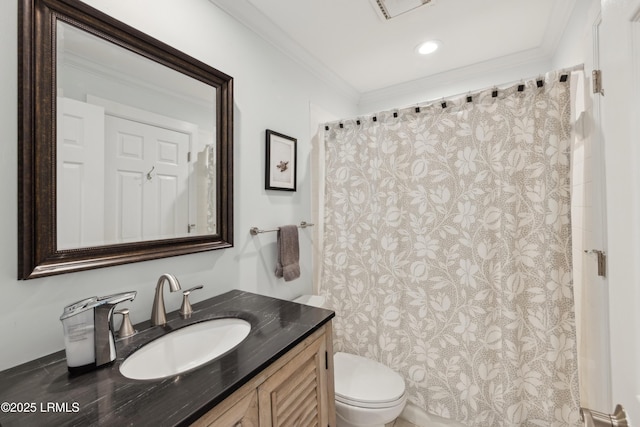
[334,351,407,427]
[293,295,407,427]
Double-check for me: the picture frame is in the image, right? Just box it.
[265,129,297,191]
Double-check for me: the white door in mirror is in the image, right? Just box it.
[104,115,191,243]
[120,318,251,380]
[57,97,106,250]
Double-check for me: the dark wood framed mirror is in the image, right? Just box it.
[18,0,233,279]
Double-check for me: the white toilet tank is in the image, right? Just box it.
[293,294,407,427]
[293,295,326,308]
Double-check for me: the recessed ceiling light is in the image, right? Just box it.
[416,40,440,55]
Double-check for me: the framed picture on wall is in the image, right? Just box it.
[265,129,297,191]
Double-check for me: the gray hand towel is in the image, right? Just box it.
[275,225,300,282]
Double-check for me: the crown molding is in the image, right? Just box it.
[542,0,578,55]
[208,0,360,104]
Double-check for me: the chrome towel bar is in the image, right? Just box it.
[250,221,314,236]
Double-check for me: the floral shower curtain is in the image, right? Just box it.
[319,70,580,426]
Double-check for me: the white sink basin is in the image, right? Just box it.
[120,318,251,380]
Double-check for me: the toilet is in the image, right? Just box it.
[293,295,407,427]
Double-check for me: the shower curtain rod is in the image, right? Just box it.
[324,64,584,129]
[423,63,585,106]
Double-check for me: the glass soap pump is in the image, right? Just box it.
[60,291,136,374]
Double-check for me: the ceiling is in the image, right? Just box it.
[209,0,577,99]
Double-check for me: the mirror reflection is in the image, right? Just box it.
[56,22,217,250]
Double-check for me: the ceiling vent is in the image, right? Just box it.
[371,0,433,20]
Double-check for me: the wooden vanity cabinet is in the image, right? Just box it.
[195,390,259,427]
[193,321,336,427]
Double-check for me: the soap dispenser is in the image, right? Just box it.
[60,291,136,374]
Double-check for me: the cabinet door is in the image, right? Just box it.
[193,389,259,427]
[258,336,329,427]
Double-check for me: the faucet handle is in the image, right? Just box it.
[180,285,203,318]
[114,308,136,338]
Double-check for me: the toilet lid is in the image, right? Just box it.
[333,352,405,407]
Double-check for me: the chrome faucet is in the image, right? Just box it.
[95,292,137,366]
[151,274,182,326]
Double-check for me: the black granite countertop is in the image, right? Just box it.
[0,290,334,427]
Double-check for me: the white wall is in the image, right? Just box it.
[551,0,596,70]
[356,57,554,115]
[0,0,356,371]
[555,0,615,413]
